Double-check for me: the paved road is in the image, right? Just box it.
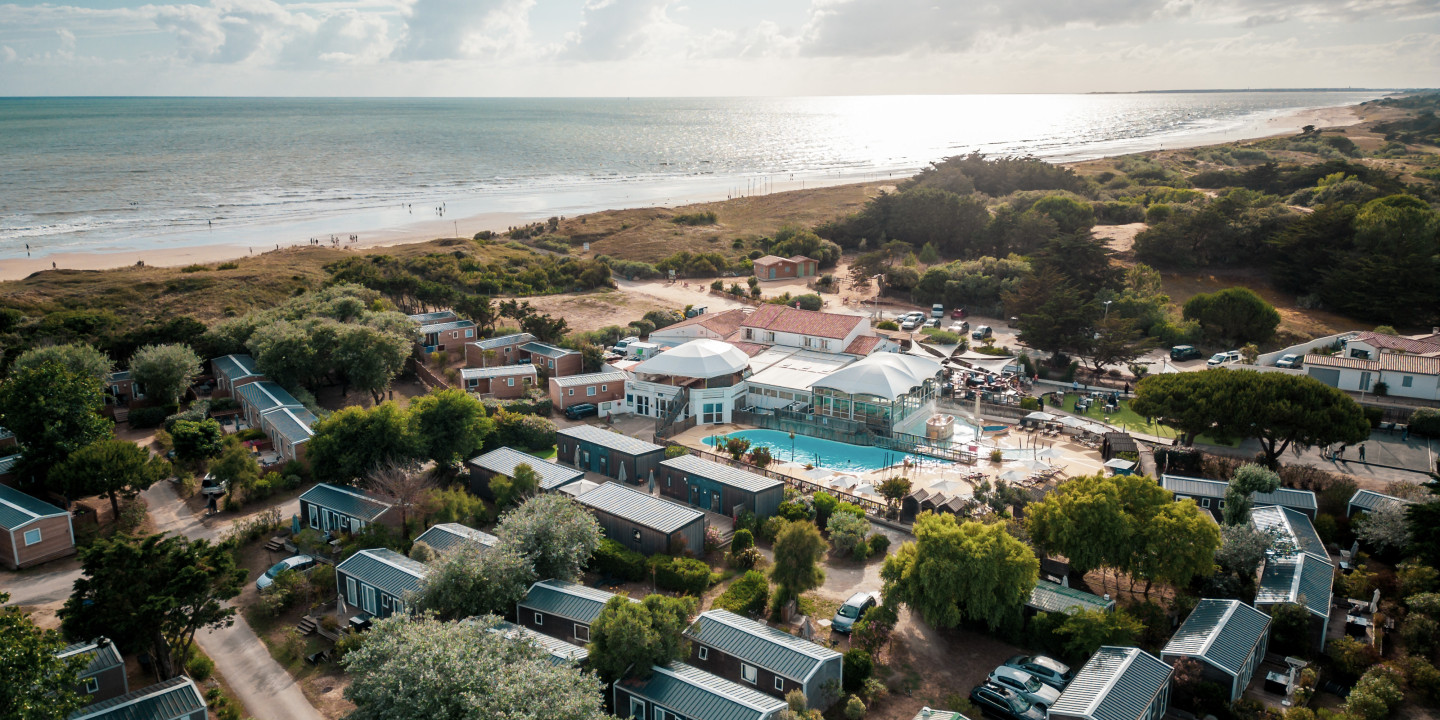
[0,557,80,608]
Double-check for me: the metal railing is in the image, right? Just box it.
[654,386,691,438]
[692,448,887,516]
[731,409,979,465]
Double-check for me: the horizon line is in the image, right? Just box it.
[0,88,1424,101]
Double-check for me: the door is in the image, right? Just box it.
[769,268,775,280]
[710,492,722,513]
[627,697,646,719]
[363,586,377,615]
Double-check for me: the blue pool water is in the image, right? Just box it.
[705,429,942,473]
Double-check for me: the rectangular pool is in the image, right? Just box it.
[705,429,947,473]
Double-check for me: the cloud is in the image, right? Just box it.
[1,45,14,62]
[562,0,686,60]
[396,0,534,61]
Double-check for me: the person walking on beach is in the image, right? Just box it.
[1359,444,1366,461]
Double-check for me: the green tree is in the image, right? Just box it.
[918,242,940,264]
[496,493,603,582]
[169,418,225,462]
[208,440,260,497]
[771,520,827,602]
[1354,502,1412,554]
[1215,523,1271,579]
[1003,269,1095,356]
[128,344,203,406]
[827,512,872,559]
[407,389,494,470]
[1133,500,1221,592]
[491,463,541,508]
[335,323,412,404]
[1407,477,1440,566]
[0,593,87,720]
[1029,196,1097,235]
[1131,371,1241,445]
[1054,608,1146,659]
[0,361,113,488]
[1085,316,1155,372]
[417,543,536,620]
[1181,287,1281,346]
[306,403,420,485]
[587,594,698,682]
[1025,474,1129,575]
[246,319,322,389]
[60,533,245,680]
[882,513,1038,631]
[877,477,912,517]
[12,343,113,384]
[343,614,606,720]
[426,485,490,527]
[1238,371,1371,466]
[48,439,169,518]
[1224,464,1281,525]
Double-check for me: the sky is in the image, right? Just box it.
[0,0,1437,96]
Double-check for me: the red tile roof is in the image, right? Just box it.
[1350,332,1440,356]
[740,304,865,340]
[655,308,748,338]
[1305,353,1440,375]
[728,342,771,357]
[752,255,788,266]
[843,335,881,356]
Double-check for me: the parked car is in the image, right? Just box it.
[926,318,941,329]
[951,307,967,319]
[988,667,1061,710]
[612,336,640,353]
[564,403,599,420]
[1207,350,1242,368]
[831,591,878,633]
[931,303,945,318]
[968,682,1046,720]
[200,473,228,497]
[901,317,923,331]
[949,321,970,334]
[971,325,993,341]
[1276,354,1304,369]
[257,555,317,592]
[1170,345,1203,361]
[1001,655,1073,691]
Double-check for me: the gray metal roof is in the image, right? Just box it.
[413,523,498,554]
[266,407,316,444]
[551,370,630,388]
[1050,647,1173,720]
[0,454,20,476]
[489,621,589,665]
[686,610,840,682]
[912,712,969,720]
[298,483,392,521]
[460,365,536,380]
[470,447,585,491]
[212,354,260,380]
[521,341,577,359]
[108,371,131,382]
[576,482,705,534]
[236,381,301,413]
[418,319,476,333]
[1257,552,1333,619]
[1251,505,1326,559]
[619,662,788,720]
[519,579,635,624]
[1348,490,1415,514]
[1161,474,1317,511]
[558,424,664,456]
[1162,599,1270,676]
[661,455,785,495]
[69,676,205,720]
[1027,580,1115,615]
[336,549,428,599]
[472,332,535,350]
[57,638,124,677]
[408,310,459,323]
[0,484,67,530]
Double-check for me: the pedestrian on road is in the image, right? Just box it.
[1338,445,1346,460]
[1359,444,1366,461]
[1403,426,1409,441]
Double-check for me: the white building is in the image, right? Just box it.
[1303,353,1440,401]
[1341,330,1440,361]
[810,352,944,431]
[648,309,750,348]
[743,347,857,410]
[736,305,888,357]
[625,339,751,426]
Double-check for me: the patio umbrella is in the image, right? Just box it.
[929,480,969,495]
[1034,447,1065,460]
[999,470,1030,483]
[1018,459,1048,472]
[1060,416,1087,428]
[830,474,860,489]
[853,484,877,496]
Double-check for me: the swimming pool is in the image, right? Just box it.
[704,429,941,473]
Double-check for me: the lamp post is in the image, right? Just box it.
[1102,300,1113,319]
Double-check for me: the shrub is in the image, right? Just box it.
[652,555,713,595]
[1410,407,1440,437]
[827,512,871,558]
[672,211,718,226]
[127,406,170,429]
[844,696,866,720]
[236,428,267,442]
[758,516,787,543]
[704,525,723,552]
[493,411,556,452]
[1401,614,1438,655]
[590,539,647,581]
[867,534,890,556]
[730,546,762,569]
[665,445,690,459]
[732,529,755,552]
[843,649,873,692]
[185,650,215,681]
[714,570,770,617]
[117,499,148,534]
[777,500,813,522]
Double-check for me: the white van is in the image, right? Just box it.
[1207,350,1242,367]
[932,304,945,319]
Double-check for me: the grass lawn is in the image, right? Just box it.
[1056,393,1235,446]
[533,445,558,460]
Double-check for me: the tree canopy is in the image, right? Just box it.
[417,542,536,620]
[1181,287,1281,346]
[1223,464,1281,525]
[0,593,87,720]
[0,361,113,489]
[48,439,169,517]
[495,493,603,583]
[407,389,494,470]
[882,513,1038,630]
[306,403,420,485]
[587,594,697,682]
[771,520,827,601]
[12,343,113,384]
[128,343,203,406]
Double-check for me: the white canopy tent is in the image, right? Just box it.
[634,339,750,379]
[816,353,943,401]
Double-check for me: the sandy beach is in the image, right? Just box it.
[0,102,1364,283]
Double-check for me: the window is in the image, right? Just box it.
[346,578,358,605]
[628,698,646,719]
[548,359,555,368]
[698,646,708,660]
[655,710,667,720]
[1219,500,1227,509]
[568,388,574,396]
[774,677,785,691]
[381,594,391,609]
[23,528,41,545]
[744,328,754,340]
[465,329,474,338]
[626,394,634,405]
[534,612,544,625]
[1200,498,1210,508]
[1360,372,1372,391]
[574,624,590,642]
[451,331,459,339]
[632,528,643,543]
[363,586,377,614]
[83,677,99,694]
[601,385,608,392]
[802,336,812,348]
[741,664,758,684]
[507,378,515,387]
[393,599,404,613]
[1403,376,1414,388]
[588,387,597,396]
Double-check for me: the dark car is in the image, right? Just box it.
[971,325,993,341]
[1001,655,1073,691]
[968,682,1046,720]
[564,403,599,420]
[1170,345,1203,361]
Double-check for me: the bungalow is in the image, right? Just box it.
[234,381,303,428]
[1341,330,1440,360]
[298,483,398,534]
[1049,646,1173,720]
[521,341,583,377]
[1303,352,1440,402]
[336,548,428,619]
[657,454,785,520]
[1161,599,1271,704]
[1348,489,1417,518]
[1251,505,1334,651]
[487,620,589,666]
[468,447,586,500]
[413,523,498,554]
[68,676,207,720]
[517,579,637,647]
[103,370,144,412]
[465,332,535,368]
[58,637,127,705]
[211,354,262,396]
[0,484,75,569]
[557,424,666,483]
[576,482,707,556]
[752,254,818,282]
[0,452,20,485]
[684,609,843,710]
[647,308,750,348]
[460,365,536,398]
[614,662,789,720]
[1026,580,1115,616]
[260,406,316,463]
[549,371,628,412]
[737,304,870,357]
[1160,474,1318,522]
[413,312,477,353]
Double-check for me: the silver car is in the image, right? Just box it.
[988,666,1061,710]
[256,555,316,592]
[831,591,878,633]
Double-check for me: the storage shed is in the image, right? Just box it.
[1026,580,1115,616]
[58,637,128,705]
[575,482,707,556]
[614,662,789,720]
[557,424,665,483]
[468,447,586,500]
[685,609,843,710]
[657,454,785,520]
[69,676,207,720]
[413,523,498,554]
[0,484,75,569]
[517,579,637,647]
[336,548,428,620]
[298,483,397,534]
[1050,646,1173,720]
[1161,599,1270,703]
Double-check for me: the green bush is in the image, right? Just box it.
[589,539,647,581]
[493,411,556,451]
[867,534,890,556]
[236,428,267,442]
[651,555,713,595]
[714,570,770,617]
[127,406,171,429]
[843,649,873,692]
[185,650,215,681]
[1410,407,1440,437]
[777,501,813,522]
[758,516,787,543]
[844,695,866,720]
[732,528,754,552]
[730,546,762,569]
[1020,396,1040,411]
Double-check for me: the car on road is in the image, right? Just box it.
[257,555,317,592]
[1001,655,1073,690]
[926,318,942,329]
[968,682,1046,720]
[831,591,878,633]
[988,666,1061,710]
[564,403,599,420]
[951,307,967,319]
[1276,354,1304,369]
[1170,345,1203,361]
[971,325,993,341]
[932,304,945,318]
[200,473,228,497]
[949,321,970,334]
[901,316,923,331]
[1207,350,1242,367]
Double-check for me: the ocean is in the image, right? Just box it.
[0,93,1386,259]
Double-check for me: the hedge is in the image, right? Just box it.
[590,539,647,581]
[651,555,714,595]
[843,650,873,693]
[1411,407,1440,437]
[713,570,770,617]
[482,393,554,418]
[128,406,171,429]
[493,411,556,451]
